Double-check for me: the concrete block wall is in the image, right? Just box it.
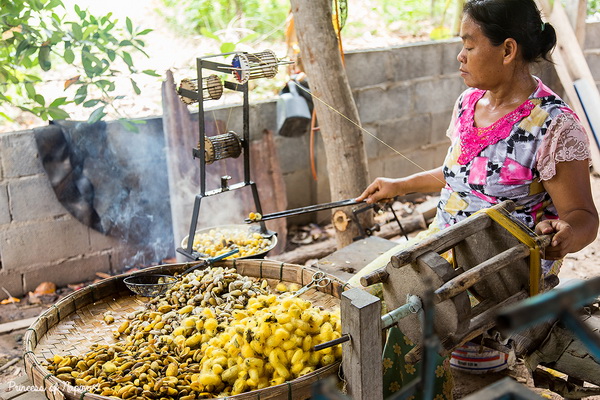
[0,119,172,299]
[0,129,126,298]
[347,39,466,181]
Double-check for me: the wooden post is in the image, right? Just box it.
[341,288,383,400]
[565,0,587,46]
[161,70,199,261]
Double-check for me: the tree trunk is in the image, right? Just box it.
[290,0,372,249]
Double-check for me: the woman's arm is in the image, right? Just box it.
[536,159,599,260]
[356,167,446,204]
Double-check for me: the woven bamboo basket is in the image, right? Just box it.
[23,259,352,400]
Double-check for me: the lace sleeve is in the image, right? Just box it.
[536,112,591,181]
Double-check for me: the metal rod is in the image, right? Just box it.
[314,295,422,351]
[382,295,422,329]
[313,334,350,351]
[180,248,239,275]
[496,276,600,333]
[245,199,365,222]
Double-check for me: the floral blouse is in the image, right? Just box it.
[436,78,590,271]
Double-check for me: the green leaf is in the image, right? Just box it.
[107,49,116,61]
[15,39,30,60]
[87,105,106,123]
[119,40,133,46]
[70,23,83,40]
[83,99,100,107]
[48,107,70,120]
[142,69,160,77]
[130,78,140,95]
[121,51,133,67]
[25,74,43,83]
[74,4,86,19]
[34,94,45,105]
[74,84,88,105]
[64,47,75,64]
[200,27,220,41]
[38,45,52,71]
[18,105,34,114]
[126,17,133,34]
[220,42,235,53]
[51,12,62,26]
[25,82,36,98]
[0,111,14,122]
[83,25,97,40]
[137,28,152,35]
[118,118,140,133]
[46,0,62,10]
[49,97,68,107]
[239,33,260,43]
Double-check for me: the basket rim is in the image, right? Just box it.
[122,273,178,285]
[23,259,351,400]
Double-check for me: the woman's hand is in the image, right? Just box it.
[355,177,404,204]
[355,167,446,204]
[535,219,574,260]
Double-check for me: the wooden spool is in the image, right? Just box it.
[361,200,554,362]
[23,260,351,400]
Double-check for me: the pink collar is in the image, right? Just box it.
[457,89,535,165]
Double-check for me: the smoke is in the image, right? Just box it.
[46,119,176,269]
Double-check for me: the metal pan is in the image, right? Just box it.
[180,224,278,260]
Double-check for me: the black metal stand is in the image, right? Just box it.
[176,53,269,260]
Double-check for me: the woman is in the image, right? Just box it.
[350,0,599,397]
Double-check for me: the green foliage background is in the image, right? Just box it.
[0,0,157,126]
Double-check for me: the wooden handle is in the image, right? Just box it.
[434,244,530,303]
[359,269,389,287]
[536,234,553,249]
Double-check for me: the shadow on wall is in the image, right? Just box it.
[34,120,175,266]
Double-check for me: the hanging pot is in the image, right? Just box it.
[276,81,312,137]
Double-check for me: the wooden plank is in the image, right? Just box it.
[341,288,383,400]
[565,0,587,46]
[317,236,398,282]
[249,130,288,255]
[161,70,200,260]
[435,244,530,303]
[0,317,37,334]
[574,79,600,150]
[390,212,492,268]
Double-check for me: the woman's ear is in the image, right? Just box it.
[503,38,518,64]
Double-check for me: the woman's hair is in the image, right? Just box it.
[463,0,557,62]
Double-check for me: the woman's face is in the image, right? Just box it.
[457,15,506,89]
